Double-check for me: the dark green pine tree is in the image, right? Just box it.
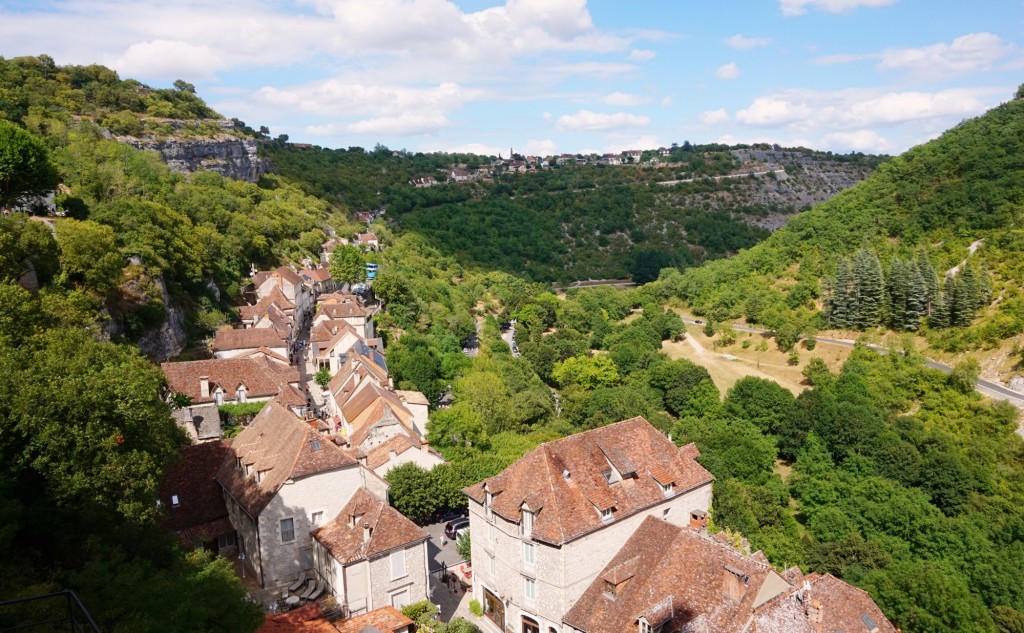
[905,261,927,331]
[827,257,855,328]
[916,249,938,314]
[976,263,992,309]
[951,264,979,327]
[930,281,951,328]
[885,257,909,330]
[853,248,884,329]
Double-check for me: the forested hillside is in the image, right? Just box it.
[265,142,880,282]
[656,85,1024,358]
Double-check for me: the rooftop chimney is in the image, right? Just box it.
[200,376,210,398]
[362,522,372,543]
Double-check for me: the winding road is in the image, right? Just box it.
[678,317,1024,405]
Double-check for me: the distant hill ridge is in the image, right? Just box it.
[657,85,1024,360]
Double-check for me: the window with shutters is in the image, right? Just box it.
[390,549,407,580]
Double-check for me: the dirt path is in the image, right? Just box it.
[664,335,807,396]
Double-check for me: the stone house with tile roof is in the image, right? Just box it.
[311,321,375,376]
[360,433,445,477]
[332,606,413,633]
[216,400,389,588]
[254,265,313,322]
[162,354,300,407]
[159,441,236,552]
[563,515,896,633]
[355,233,380,251]
[312,488,429,616]
[240,286,295,327]
[463,418,713,633]
[314,301,376,339]
[212,328,289,359]
[299,266,335,296]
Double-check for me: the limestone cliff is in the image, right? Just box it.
[122,120,267,183]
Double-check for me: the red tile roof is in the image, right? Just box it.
[213,328,288,352]
[216,401,357,516]
[318,303,371,320]
[363,433,442,471]
[312,488,427,564]
[158,442,233,545]
[241,286,295,321]
[464,418,712,545]
[258,603,336,633]
[161,356,299,404]
[749,572,898,633]
[332,606,413,633]
[565,516,896,633]
[300,267,332,283]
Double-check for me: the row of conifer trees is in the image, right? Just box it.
[826,248,991,331]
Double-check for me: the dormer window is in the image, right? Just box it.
[521,509,533,537]
[485,489,493,520]
[171,494,180,507]
[603,470,614,484]
[600,508,613,522]
[661,482,673,496]
[236,385,247,403]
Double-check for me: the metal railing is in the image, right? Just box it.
[0,590,101,632]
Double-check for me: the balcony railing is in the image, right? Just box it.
[0,590,101,632]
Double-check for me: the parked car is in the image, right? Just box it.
[434,507,467,524]
[445,518,470,540]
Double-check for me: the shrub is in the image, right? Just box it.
[469,599,483,616]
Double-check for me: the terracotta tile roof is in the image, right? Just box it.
[312,488,427,565]
[278,383,308,407]
[565,517,896,633]
[362,433,442,471]
[273,265,304,286]
[341,383,416,447]
[300,267,332,283]
[159,442,232,544]
[355,233,378,244]
[310,319,353,344]
[213,328,288,352]
[216,401,357,516]
[563,517,778,633]
[241,286,295,321]
[245,347,292,365]
[327,352,390,400]
[318,303,371,320]
[317,293,360,305]
[395,390,429,406]
[315,323,364,359]
[464,418,712,545]
[258,603,336,633]
[332,606,413,633]
[162,357,299,404]
[749,573,898,633]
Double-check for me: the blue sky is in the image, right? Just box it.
[2,0,1022,155]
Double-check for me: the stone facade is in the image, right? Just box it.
[469,480,712,633]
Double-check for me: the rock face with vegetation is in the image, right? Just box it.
[126,131,266,183]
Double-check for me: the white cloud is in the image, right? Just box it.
[699,108,730,125]
[736,87,991,129]
[421,142,503,156]
[304,123,339,136]
[736,96,811,125]
[724,34,771,50]
[522,139,558,155]
[601,91,650,106]
[346,112,450,136]
[628,49,656,61]
[715,62,740,79]
[555,109,650,131]
[813,33,1015,80]
[601,135,662,153]
[661,96,673,107]
[254,81,470,118]
[780,0,898,16]
[821,129,891,151]
[877,32,1015,78]
[109,39,227,80]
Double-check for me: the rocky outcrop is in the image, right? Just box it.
[134,275,188,361]
[130,136,266,183]
[122,121,267,183]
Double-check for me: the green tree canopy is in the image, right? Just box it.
[0,121,59,208]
